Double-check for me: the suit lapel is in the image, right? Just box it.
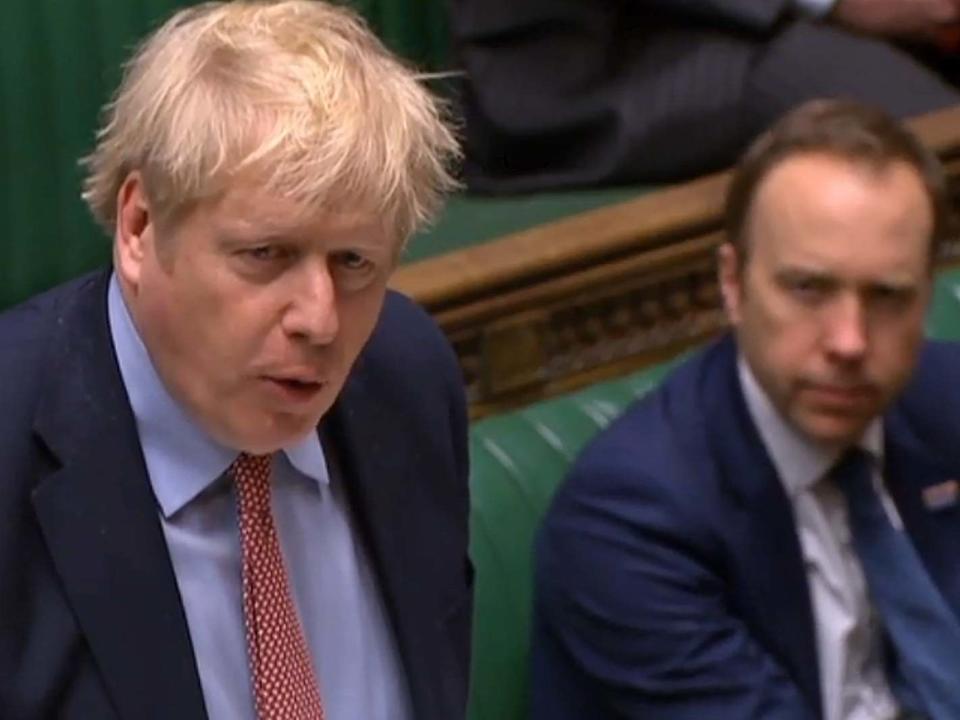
[31,272,207,720]
[695,338,822,715]
[884,408,960,618]
[324,360,450,720]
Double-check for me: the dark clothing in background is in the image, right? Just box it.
[451,0,960,192]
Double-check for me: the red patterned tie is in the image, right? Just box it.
[231,453,325,720]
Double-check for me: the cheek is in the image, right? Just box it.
[869,317,925,376]
[739,307,823,404]
[206,306,285,385]
[742,296,814,360]
[155,276,269,380]
[137,268,193,357]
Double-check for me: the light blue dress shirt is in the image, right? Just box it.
[107,275,412,720]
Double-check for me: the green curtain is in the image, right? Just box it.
[0,0,194,309]
[0,0,450,311]
[348,0,450,71]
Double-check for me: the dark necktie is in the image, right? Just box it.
[834,448,960,720]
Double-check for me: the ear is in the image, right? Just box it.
[717,242,743,326]
[114,171,153,293]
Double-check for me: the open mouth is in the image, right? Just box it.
[264,377,325,403]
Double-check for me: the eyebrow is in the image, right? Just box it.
[864,278,918,295]
[773,266,834,284]
[774,266,919,294]
[215,232,297,249]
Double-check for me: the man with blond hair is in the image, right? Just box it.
[0,2,470,719]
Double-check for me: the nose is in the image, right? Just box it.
[281,258,339,345]
[823,293,867,363]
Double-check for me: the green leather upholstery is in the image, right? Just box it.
[406,186,651,263]
[466,360,680,720]
[466,265,960,720]
[928,264,960,340]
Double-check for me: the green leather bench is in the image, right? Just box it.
[465,266,960,720]
[404,187,651,263]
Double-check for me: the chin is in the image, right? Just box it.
[258,424,320,454]
[796,414,870,449]
[216,415,319,455]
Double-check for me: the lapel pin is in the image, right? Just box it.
[922,479,960,511]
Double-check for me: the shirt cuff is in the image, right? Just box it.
[793,0,839,19]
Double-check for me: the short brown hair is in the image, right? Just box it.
[725,99,952,264]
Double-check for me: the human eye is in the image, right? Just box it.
[333,250,373,272]
[227,240,299,281]
[242,245,290,262]
[780,272,833,304]
[867,283,915,312]
[330,250,378,291]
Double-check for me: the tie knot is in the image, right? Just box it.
[831,446,878,507]
[230,453,273,509]
[231,452,272,482]
[833,446,873,478]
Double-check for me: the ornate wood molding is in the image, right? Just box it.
[392,106,960,418]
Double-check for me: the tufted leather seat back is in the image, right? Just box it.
[465,265,960,720]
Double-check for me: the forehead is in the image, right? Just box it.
[189,181,396,247]
[746,153,933,272]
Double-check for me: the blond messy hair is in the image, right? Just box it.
[81,0,460,242]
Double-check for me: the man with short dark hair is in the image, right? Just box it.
[532,100,960,720]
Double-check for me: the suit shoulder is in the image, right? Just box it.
[539,350,725,586]
[0,273,106,477]
[913,340,960,383]
[556,349,715,526]
[377,290,448,343]
[544,337,744,552]
[363,290,461,384]
[566,389,680,498]
[0,277,97,394]
[894,339,960,452]
[572,346,715,484]
[899,340,960,414]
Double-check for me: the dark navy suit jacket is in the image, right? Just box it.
[532,334,960,719]
[0,270,472,720]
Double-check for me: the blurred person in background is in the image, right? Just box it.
[452,0,960,193]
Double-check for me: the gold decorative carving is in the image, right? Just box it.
[389,106,960,417]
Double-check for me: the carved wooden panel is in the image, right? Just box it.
[392,105,960,418]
